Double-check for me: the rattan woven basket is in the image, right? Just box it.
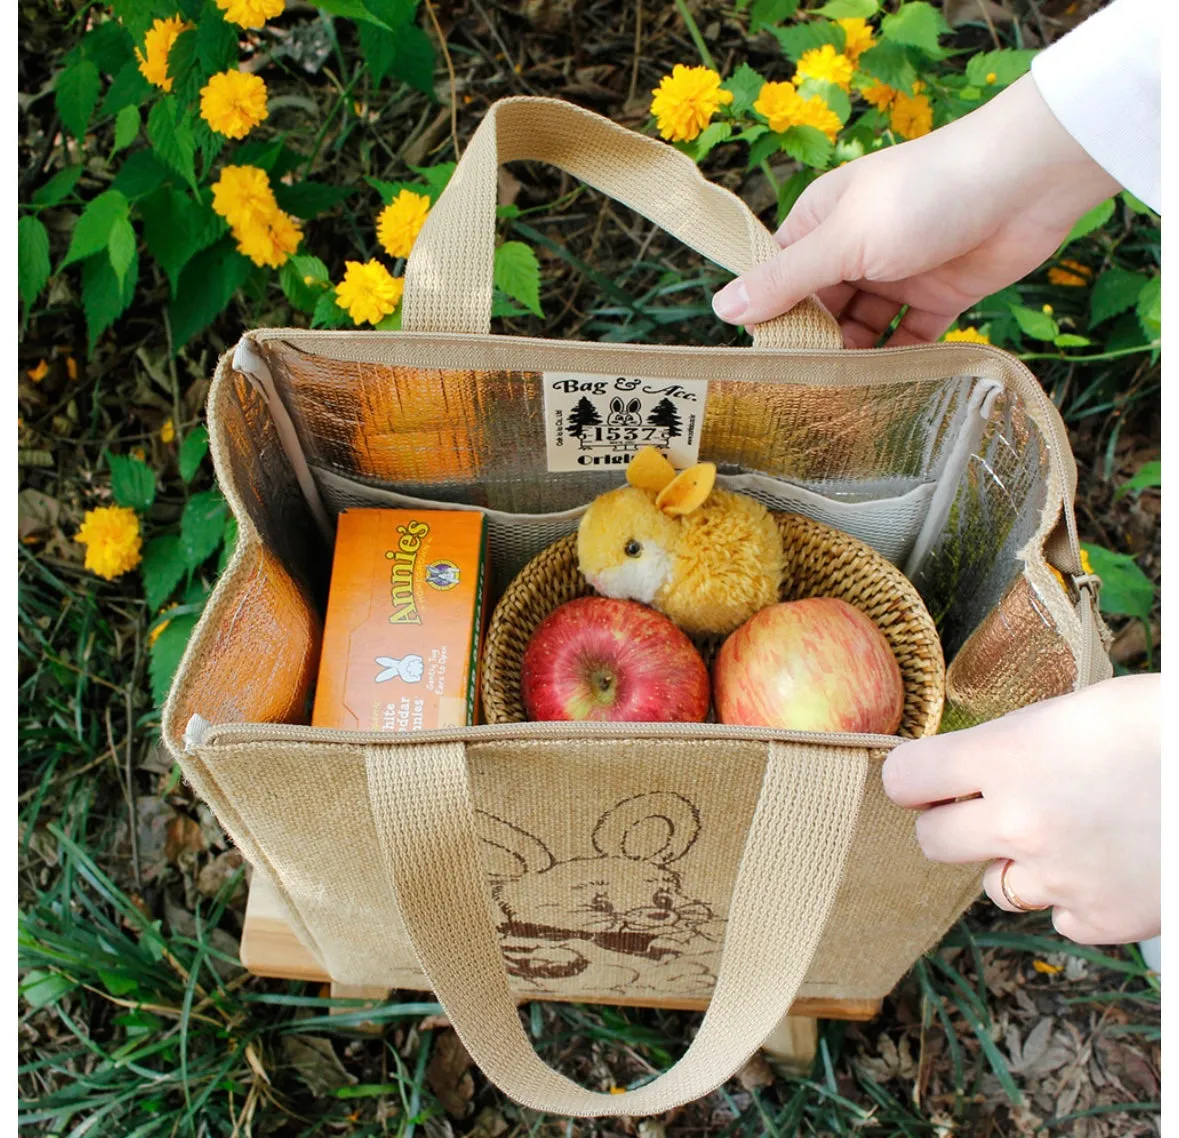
[481,512,946,737]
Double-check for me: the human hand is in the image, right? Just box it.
[881,674,1160,945]
[712,75,1121,346]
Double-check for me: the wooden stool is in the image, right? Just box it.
[240,875,878,1069]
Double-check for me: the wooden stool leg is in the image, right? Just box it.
[330,983,391,1034]
[760,1014,818,1074]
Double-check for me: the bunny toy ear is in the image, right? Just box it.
[656,463,716,516]
[626,447,677,492]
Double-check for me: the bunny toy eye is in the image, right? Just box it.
[624,539,642,558]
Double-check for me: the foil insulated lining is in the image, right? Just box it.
[245,339,1056,665]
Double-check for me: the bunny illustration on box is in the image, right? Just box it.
[477,792,725,997]
[577,446,784,636]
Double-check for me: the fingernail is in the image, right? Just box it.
[712,280,749,323]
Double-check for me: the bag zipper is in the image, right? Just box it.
[188,714,901,753]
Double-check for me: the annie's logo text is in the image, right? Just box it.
[385,520,429,624]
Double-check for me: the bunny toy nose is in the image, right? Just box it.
[626,906,677,928]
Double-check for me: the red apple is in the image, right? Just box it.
[714,598,904,734]
[520,596,709,723]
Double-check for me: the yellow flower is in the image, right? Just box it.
[795,44,855,92]
[1048,259,1092,287]
[794,94,843,141]
[212,165,278,228]
[944,326,990,344]
[890,91,933,139]
[200,70,269,140]
[131,446,146,462]
[753,81,803,132]
[233,209,303,268]
[1032,959,1064,974]
[149,604,179,646]
[334,260,404,326]
[215,0,284,29]
[986,71,998,85]
[650,64,734,143]
[76,505,142,580]
[837,18,875,63]
[160,418,175,444]
[376,190,431,258]
[1042,303,1054,315]
[65,356,78,381]
[860,81,897,111]
[135,15,191,93]
[27,359,49,383]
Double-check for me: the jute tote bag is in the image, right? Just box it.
[164,97,1110,1116]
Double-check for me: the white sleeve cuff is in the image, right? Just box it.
[1030,0,1161,212]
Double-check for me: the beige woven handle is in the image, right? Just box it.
[365,739,868,1117]
[401,96,842,351]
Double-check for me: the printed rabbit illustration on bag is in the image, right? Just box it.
[476,793,725,995]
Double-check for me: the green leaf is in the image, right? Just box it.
[770,20,845,62]
[112,105,141,156]
[857,40,918,90]
[272,180,355,219]
[141,535,188,611]
[880,2,950,57]
[364,0,418,24]
[315,0,391,23]
[233,139,305,178]
[797,79,851,123]
[140,187,224,295]
[18,217,51,309]
[279,256,331,314]
[357,20,397,87]
[750,0,800,32]
[112,150,172,200]
[166,27,203,106]
[108,0,163,41]
[409,162,456,200]
[682,121,732,162]
[747,129,786,167]
[491,290,529,319]
[777,168,819,225]
[82,247,138,352]
[97,970,140,998]
[1010,305,1058,341]
[493,241,542,317]
[55,60,101,141]
[147,97,197,191]
[1136,275,1161,338]
[390,23,436,96]
[815,0,877,16]
[1121,189,1156,217]
[1052,333,1091,348]
[178,425,210,483]
[964,49,1038,88]
[1088,267,1145,327]
[197,5,240,73]
[149,611,200,706]
[1062,198,1115,245]
[1114,460,1160,500]
[21,970,77,1009]
[780,125,833,168]
[1081,543,1155,621]
[108,215,137,290]
[101,58,154,116]
[32,165,84,207]
[311,288,352,328]
[722,62,767,116]
[80,18,135,74]
[108,452,156,512]
[61,190,130,270]
[168,238,252,351]
[181,489,229,570]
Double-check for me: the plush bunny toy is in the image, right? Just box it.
[577,447,783,637]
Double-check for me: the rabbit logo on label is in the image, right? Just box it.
[542,372,708,473]
[477,792,724,997]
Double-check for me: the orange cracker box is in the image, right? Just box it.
[312,509,488,731]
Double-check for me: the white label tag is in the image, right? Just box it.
[542,372,709,473]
